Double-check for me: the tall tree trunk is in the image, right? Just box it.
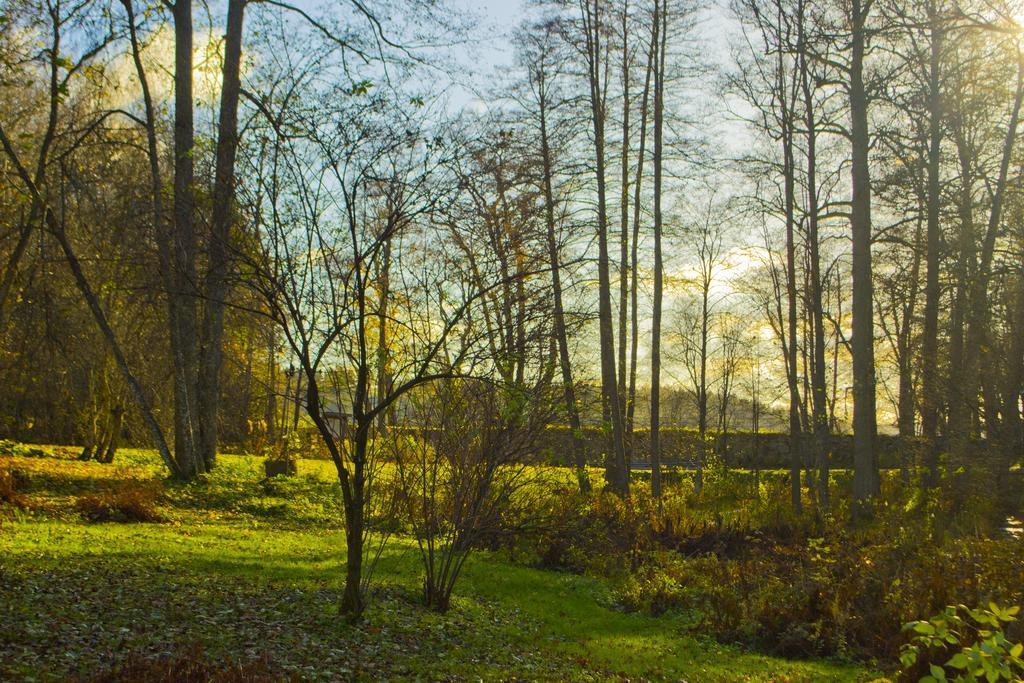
[962,54,1023,450]
[539,76,591,494]
[124,0,189,477]
[376,234,393,428]
[618,0,631,460]
[198,0,248,471]
[172,0,201,477]
[341,231,373,616]
[849,0,879,517]
[898,213,923,442]
[798,4,830,508]
[783,200,802,508]
[582,0,629,496]
[341,421,367,616]
[627,21,654,448]
[650,0,664,499]
[697,278,709,492]
[948,124,975,453]
[302,354,361,617]
[920,6,943,487]
[776,18,803,513]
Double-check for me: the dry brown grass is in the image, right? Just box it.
[77,644,299,683]
[0,465,30,509]
[75,480,165,523]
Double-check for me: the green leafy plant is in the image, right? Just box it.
[0,440,44,458]
[900,603,1024,682]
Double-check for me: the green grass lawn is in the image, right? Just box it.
[0,447,877,681]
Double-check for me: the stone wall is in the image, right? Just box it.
[537,426,929,469]
[299,424,978,470]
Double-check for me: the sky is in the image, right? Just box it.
[451,0,526,70]
[443,0,740,130]
[450,0,736,67]
[440,0,527,111]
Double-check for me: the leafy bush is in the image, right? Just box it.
[535,486,703,574]
[900,604,1024,682]
[594,479,1024,663]
[0,439,45,458]
[615,559,689,616]
[75,481,165,523]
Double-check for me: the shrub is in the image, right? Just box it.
[393,379,554,612]
[534,486,701,575]
[615,560,689,616]
[529,462,1024,667]
[76,481,165,523]
[0,439,45,458]
[899,604,1024,682]
[592,472,1024,664]
[263,457,297,478]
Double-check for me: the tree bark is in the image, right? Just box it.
[100,407,124,463]
[697,268,709,492]
[341,422,367,616]
[849,0,879,517]
[798,1,830,508]
[650,0,665,499]
[376,234,394,428]
[897,214,922,443]
[920,6,943,486]
[582,0,629,496]
[172,0,201,477]
[538,69,591,494]
[198,0,248,471]
[627,19,655,455]
[775,10,803,513]
[618,0,631,458]
[947,123,975,452]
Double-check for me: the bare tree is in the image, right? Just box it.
[578,0,630,495]
[241,56,542,614]
[650,0,666,497]
[668,194,729,491]
[848,0,880,517]
[515,19,593,493]
[393,378,555,612]
[732,0,806,511]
